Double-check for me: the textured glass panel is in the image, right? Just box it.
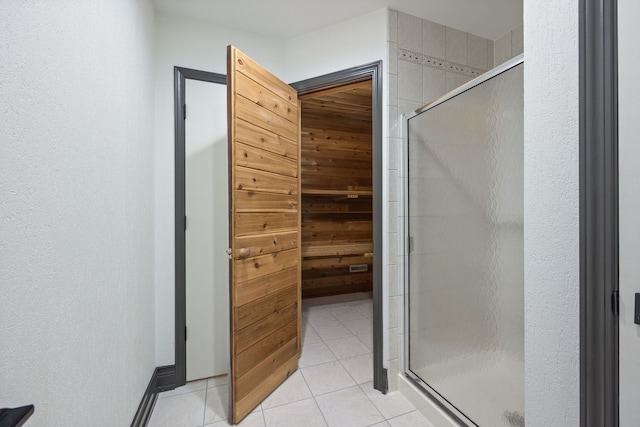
[407,63,523,427]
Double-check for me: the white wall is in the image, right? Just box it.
[618,0,640,424]
[153,12,285,365]
[523,0,580,425]
[284,8,388,83]
[0,1,156,425]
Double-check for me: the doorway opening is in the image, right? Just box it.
[295,78,379,388]
[173,60,385,411]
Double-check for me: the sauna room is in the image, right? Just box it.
[298,78,376,358]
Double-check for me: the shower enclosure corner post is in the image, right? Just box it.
[400,112,411,377]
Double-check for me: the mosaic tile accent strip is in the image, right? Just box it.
[398,48,486,78]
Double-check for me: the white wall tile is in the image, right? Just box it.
[389,138,399,171]
[445,72,471,92]
[389,106,399,138]
[388,199,399,232]
[445,27,468,65]
[398,12,422,52]
[387,264,400,297]
[388,170,399,202]
[389,73,398,107]
[488,41,495,69]
[467,34,489,70]
[422,66,446,104]
[387,359,400,391]
[389,328,398,359]
[398,99,423,116]
[389,296,399,328]
[398,61,423,103]
[494,31,512,66]
[388,42,398,74]
[388,9,398,43]
[422,19,445,59]
[389,231,399,261]
[512,24,524,56]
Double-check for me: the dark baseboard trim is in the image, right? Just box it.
[131,365,177,427]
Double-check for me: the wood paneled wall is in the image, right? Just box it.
[300,79,373,298]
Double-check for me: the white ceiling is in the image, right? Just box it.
[151,0,522,41]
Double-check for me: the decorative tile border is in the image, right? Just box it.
[398,48,486,78]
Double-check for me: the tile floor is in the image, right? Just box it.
[148,298,433,427]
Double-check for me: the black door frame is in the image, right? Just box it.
[580,0,619,425]
[291,60,387,393]
[173,67,226,387]
[171,62,386,393]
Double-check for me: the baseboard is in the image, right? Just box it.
[156,365,177,392]
[131,365,177,427]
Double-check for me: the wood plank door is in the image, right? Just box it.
[227,45,301,424]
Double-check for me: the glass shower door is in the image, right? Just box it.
[404,59,524,427]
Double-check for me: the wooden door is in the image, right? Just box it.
[227,45,301,424]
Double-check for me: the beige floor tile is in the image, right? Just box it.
[315,386,384,427]
[158,379,207,399]
[360,382,416,419]
[314,322,353,341]
[263,398,327,427]
[205,411,265,426]
[388,410,434,427]
[299,341,336,368]
[341,353,373,384]
[301,361,356,396]
[325,336,371,360]
[203,385,228,424]
[148,389,206,427]
[261,371,312,409]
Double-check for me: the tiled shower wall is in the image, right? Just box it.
[385,9,523,390]
[494,24,524,67]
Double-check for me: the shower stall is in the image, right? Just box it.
[402,55,524,427]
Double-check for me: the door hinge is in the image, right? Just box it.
[226,248,232,260]
[185,326,187,341]
[183,104,186,120]
[184,216,187,231]
[408,236,414,254]
[611,290,619,316]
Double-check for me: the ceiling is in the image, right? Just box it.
[151,0,522,41]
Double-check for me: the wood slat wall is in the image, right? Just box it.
[299,79,373,299]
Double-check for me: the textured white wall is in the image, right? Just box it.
[618,0,640,423]
[0,0,156,425]
[523,0,580,425]
[153,13,285,365]
[284,8,387,83]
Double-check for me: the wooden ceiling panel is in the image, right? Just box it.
[300,80,373,131]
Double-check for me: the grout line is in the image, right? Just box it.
[260,405,267,427]
[201,383,208,427]
[297,347,331,427]
[386,410,419,423]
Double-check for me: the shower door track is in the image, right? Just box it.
[400,54,525,427]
